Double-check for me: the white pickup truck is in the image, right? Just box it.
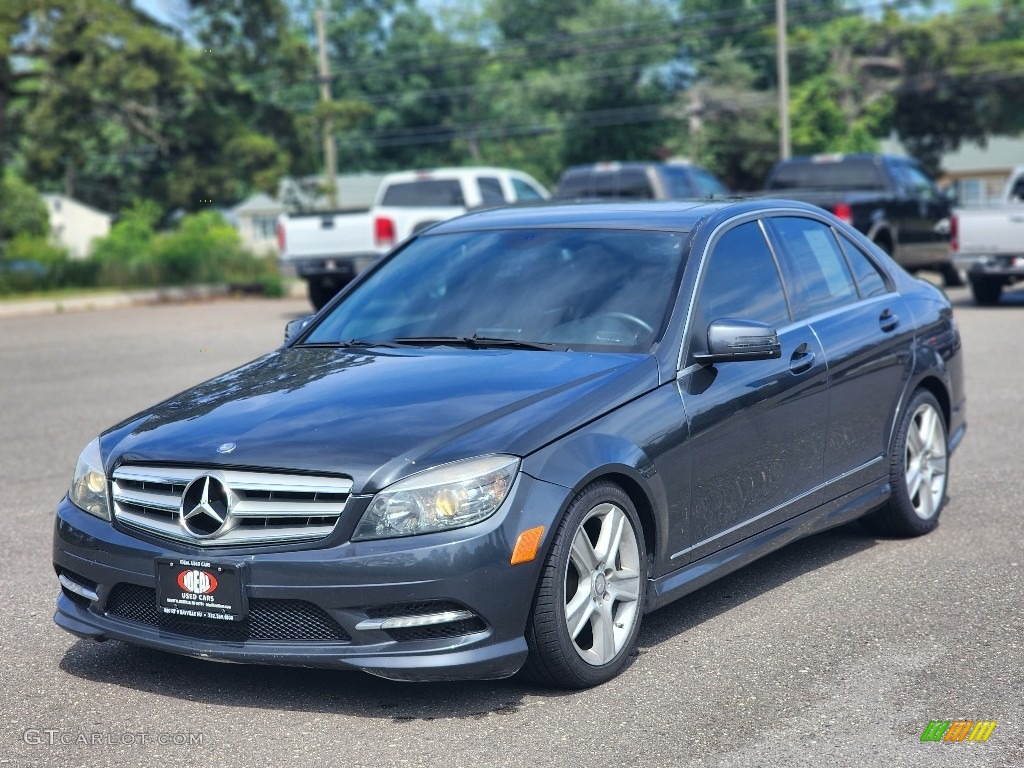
[277,167,549,309]
[952,164,1024,305]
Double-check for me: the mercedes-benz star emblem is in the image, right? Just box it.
[180,475,231,537]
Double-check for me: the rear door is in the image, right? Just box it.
[677,219,829,563]
[764,215,914,498]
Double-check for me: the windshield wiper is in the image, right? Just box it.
[392,335,564,351]
[299,339,400,349]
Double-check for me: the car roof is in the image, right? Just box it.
[425,198,827,235]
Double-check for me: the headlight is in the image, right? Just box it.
[69,437,111,521]
[353,455,519,541]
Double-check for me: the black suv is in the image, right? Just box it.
[553,161,730,200]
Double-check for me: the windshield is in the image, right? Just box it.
[304,228,688,352]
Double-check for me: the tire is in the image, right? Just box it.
[862,389,949,538]
[308,279,339,311]
[969,275,1002,306]
[521,481,647,688]
[940,262,966,288]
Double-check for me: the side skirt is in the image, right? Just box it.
[645,482,889,613]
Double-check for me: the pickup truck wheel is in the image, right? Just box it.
[308,279,339,311]
[969,275,1002,306]
[861,389,948,538]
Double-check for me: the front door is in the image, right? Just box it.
[676,220,829,564]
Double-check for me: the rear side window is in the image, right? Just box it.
[662,167,695,198]
[767,160,885,191]
[836,232,889,298]
[381,180,465,207]
[555,172,591,198]
[691,222,790,353]
[769,217,858,318]
[512,178,544,201]
[692,168,729,197]
[478,177,506,204]
[617,169,654,199]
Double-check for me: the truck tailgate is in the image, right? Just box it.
[281,211,375,259]
[956,206,1024,256]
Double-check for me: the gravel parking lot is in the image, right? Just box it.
[1,288,1021,768]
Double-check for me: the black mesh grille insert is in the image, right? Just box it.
[105,583,349,643]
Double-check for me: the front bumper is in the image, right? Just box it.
[52,473,567,681]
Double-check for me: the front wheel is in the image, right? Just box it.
[522,482,647,688]
[862,389,948,537]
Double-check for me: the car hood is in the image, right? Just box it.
[101,347,659,493]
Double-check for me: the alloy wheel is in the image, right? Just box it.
[904,402,948,520]
[563,502,642,666]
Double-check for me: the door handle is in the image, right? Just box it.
[789,343,815,374]
[879,308,899,332]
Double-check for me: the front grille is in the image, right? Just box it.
[111,465,352,547]
[105,583,350,643]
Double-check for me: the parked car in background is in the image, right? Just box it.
[764,153,962,287]
[54,198,964,688]
[951,164,1024,305]
[277,167,549,309]
[552,161,730,200]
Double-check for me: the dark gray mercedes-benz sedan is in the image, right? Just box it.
[53,199,966,688]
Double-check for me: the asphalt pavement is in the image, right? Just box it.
[0,288,1021,768]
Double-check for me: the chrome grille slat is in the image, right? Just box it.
[112,465,351,547]
[111,487,180,512]
[231,499,347,517]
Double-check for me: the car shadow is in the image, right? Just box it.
[58,522,878,718]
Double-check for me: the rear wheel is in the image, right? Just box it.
[862,389,948,537]
[522,481,646,688]
[969,275,1003,306]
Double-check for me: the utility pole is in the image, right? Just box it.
[315,3,338,208]
[776,0,791,160]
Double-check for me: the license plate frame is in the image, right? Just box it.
[155,558,247,622]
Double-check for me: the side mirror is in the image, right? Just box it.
[693,318,781,364]
[284,315,314,344]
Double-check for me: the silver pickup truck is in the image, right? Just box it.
[952,165,1024,305]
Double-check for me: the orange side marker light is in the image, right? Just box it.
[510,526,545,565]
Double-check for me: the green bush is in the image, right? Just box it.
[1,201,284,297]
[91,200,160,287]
[148,211,250,285]
[0,235,77,293]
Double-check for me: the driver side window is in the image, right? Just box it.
[690,221,790,356]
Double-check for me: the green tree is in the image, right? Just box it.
[0,171,50,249]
